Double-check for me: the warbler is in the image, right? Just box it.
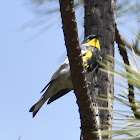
[29,35,102,117]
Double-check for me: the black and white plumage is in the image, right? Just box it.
[29,35,102,117]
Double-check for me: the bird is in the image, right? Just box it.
[29,35,102,117]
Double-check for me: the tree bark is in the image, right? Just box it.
[59,0,103,139]
[84,0,115,139]
[59,0,115,139]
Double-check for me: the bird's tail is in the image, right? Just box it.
[29,97,46,117]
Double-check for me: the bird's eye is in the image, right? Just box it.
[88,36,95,41]
[90,36,95,40]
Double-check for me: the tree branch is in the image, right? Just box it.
[59,0,102,139]
[115,25,140,119]
[116,29,140,55]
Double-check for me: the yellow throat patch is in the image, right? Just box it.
[86,38,100,50]
[82,51,93,68]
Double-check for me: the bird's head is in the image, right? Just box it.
[82,35,101,50]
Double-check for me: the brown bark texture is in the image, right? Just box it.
[59,0,115,139]
[84,0,115,139]
[59,0,103,139]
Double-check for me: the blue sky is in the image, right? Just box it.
[0,1,138,140]
[0,1,80,140]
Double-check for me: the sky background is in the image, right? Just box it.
[0,1,138,140]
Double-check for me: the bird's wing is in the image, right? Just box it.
[51,57,70,80]
[46,49,93,104]
[40,57,70,93]
[47,88,71,104]
[40,80,54,93]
